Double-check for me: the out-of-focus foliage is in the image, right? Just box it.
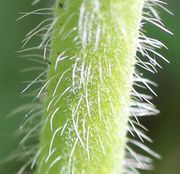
[0,0,179,173]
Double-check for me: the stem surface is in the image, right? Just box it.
[37,0,144,173]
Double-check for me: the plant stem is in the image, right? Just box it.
[37,0,144,173]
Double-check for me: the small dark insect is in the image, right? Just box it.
[59,2,64,8]
[48,61,51,65]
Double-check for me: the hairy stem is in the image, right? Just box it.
[37,0,144,173]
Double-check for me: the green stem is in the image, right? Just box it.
[37,0,144,173]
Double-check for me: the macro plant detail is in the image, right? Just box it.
[14,0,172,174]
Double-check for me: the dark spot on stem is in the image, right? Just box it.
[59,2,64,8]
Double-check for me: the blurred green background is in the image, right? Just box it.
[0,0,179,173]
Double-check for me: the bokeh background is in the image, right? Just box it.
[0,0,179,173]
